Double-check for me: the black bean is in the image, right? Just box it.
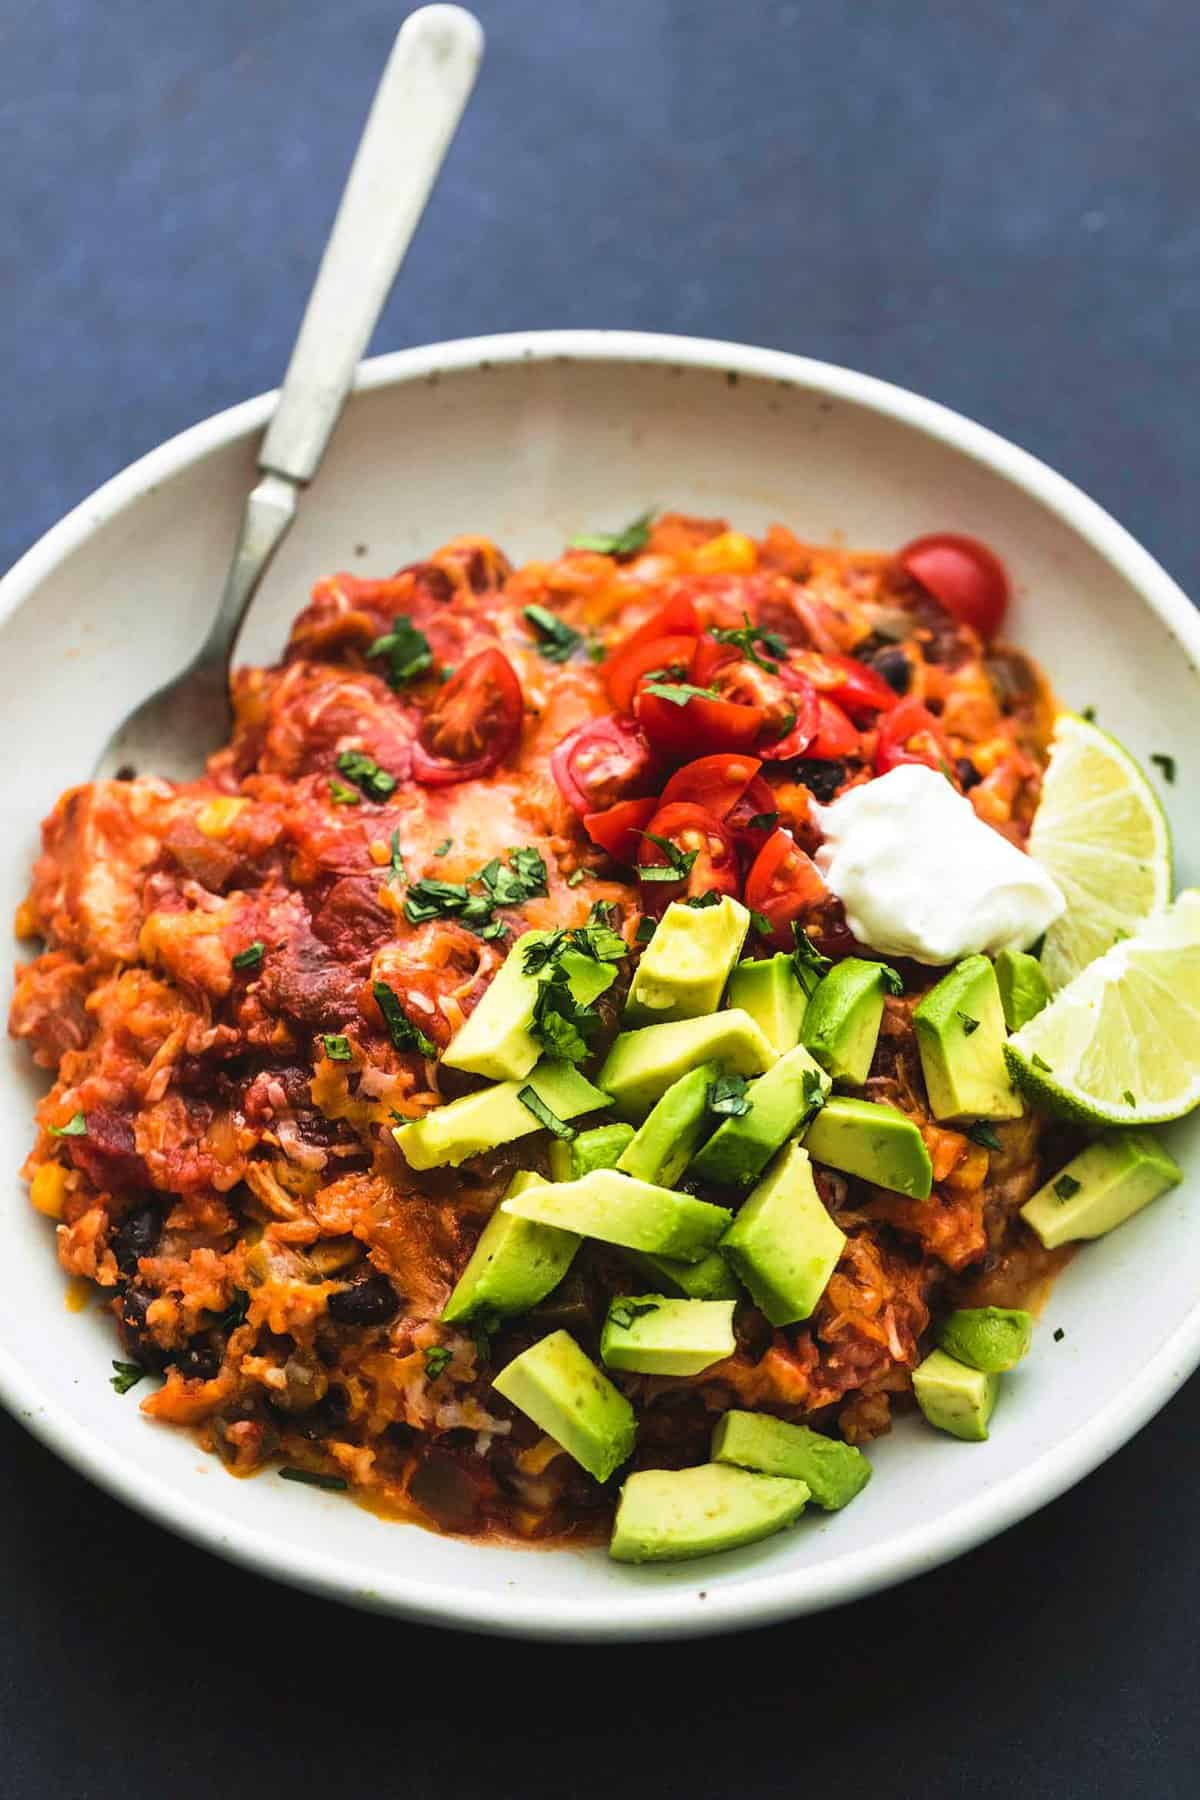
[869,646,912,695]
[116,1283,169,1373]
[956,757,983,791]
[790,759,847,803]
[326,1272,400,1326]
[174,1341,221,1381]
[111,1202,163,1275]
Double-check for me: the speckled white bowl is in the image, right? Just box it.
[1,331,1197,1640]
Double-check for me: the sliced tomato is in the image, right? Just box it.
[635,681,762,760]
[583,795,659,864]
[603,633,699,716]
[550,715,657,815]
[875,697,956,780]
[899,532,1009,639]
[619,593,702,654]
[637,802,740,908]
[763,667,819,759]
[660,753,762,820]
[688,635,740,687]
[744,827,827,948]
[411,649,523,786]
[809,696,860,758]
[726,774,781,859]
[788,650,899,722]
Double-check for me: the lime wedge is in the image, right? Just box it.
[1029,714,1171,991]
[1005,890,1200,1125]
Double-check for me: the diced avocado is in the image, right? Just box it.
[994,948,1050,1032]
[803,1095,932,1199]
[1020,1130,1182,1249]
[600,1294,737,1375]
[548,1121,635,1182]
[502,1167,732,1263]
[711,1410,871,1510]
[911,1347,998,1441]
[442,930,615,1082]
[393,1059,608,1170]
[913,955,1023,1122]
[937,1306,1032,1373]
[598,1008,775,1120]
[726,954,808,1053]
[623,1247,743,1301]
[441,1171,579,1324]
[719,1141,845,1325]
[493,1330,636,1482]
[690,1044,830,1189]
[800,958,889,1087]
[626,896,751,1024]
[610,1463,810,1563]
[617,1061,720,1186]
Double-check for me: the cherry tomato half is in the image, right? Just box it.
[875,697,956,780]
[550,715,657,815]
[619,592,702,655]
[637,802,740,908]
[899,533,1009,639]
[583,795,659,864]
[660,753,762,820]
[788,650,899,722]
[603,633,698,716]
[809,695,860,759]
[744,827,827,948]
[635,680,762,760]
[725,774,781,859]
[411,649,523,786]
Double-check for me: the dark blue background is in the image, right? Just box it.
[3,2,1199,1793]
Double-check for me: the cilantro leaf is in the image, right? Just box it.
[367,615,433,688]
[711,611,788,673]
[336,749,397,802]
[523,604,584,664]
[879,964,904,996]
[966,1121,1002,1151]
[641,679,722,708]
[322,1034,353,1061]
[110,1360,145,1395]
[569,509,654,558]
[609,1300,661,1331]
[746,811,780,833]
[232,941,264,971]
[49,1112,87,1138]
[801,1067,827,1119]
[634,917,656,943]
[684,892,722,910]
[637,831,699,883]
[792,925,832,994]
[522,931,568,976]
[423,1346,453,1381]
[707,1074,752,1118]
[516,1085,578,1140]
[329,778,361,806]
[748,910,773,937]
[404,878,471,924]
[388,830,406,883]
[372,980,436,1057]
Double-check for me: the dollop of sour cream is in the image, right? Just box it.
[814,763,1065,965]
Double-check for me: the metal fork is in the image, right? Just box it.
[94,5,483,782]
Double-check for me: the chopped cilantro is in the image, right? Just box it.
[641,679,722,708]
[322,1034,353,1062]
[336,749,397,802]
[49,1112,86,1138]
[748,909,773,937]
[232,941,265,971]
[480,919,510,942]
[278,1466,348,1491]
[966,1121,1002,1151]
[434,838,453,856]
[1053,1327,1065,1342]
[372,980,436,1057]
[879,964,904,996]
[480,846,549,908]
[566,868,586,887]
[569,921,627,963]
[423,1346,453,1381]
[635,917,656,943]
[366,615,433,688]
[329,778,361,806]
[1151,753,1176,784]
[707,1074,751,1118]
[470,1305,503,1362]
[522,932,568,975]
[1054,1173,1081,1201]
[589,900,622,931]
[637,831,699,884]
[523,604,584,664]
[957,1010,980,1036]
[801,1067,827,1119]
[609,1299,660,1331]
[516,1085,578,1140]
[404,877,472,924]
[746,811,780,832]
[792,925,832,994]
[569,509,654,557]
[684,891,722,910]
[110,1360,145,1395]
[388,830,406,883]
[711,612,789,673]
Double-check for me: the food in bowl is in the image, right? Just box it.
[10,510,1195,1563]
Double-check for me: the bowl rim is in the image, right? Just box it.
[3,326,1198,1641]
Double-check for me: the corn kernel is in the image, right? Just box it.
[13,900,39,939]
[196,796,249,839]
[692,530,757,575]
[30,1163,68,1220]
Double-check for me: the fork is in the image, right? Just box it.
[93,5,483,783]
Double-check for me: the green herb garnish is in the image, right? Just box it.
[748,910,773,937]
[329,778,361,806]
[388,830,406,883]
[707,1074,752,1118]
[966,1121,1002,1151]
[372,980,436,1057]
[434,838,453,856]
[879,964,904,996]
[110,1360,145,1395]
[711,611,789,673]
[49,1112,87,1138]
[635,917,656,943]
[957,1010,980,1036]
[801,1067,827,1119]
[232,941,265,971]
[367,615,433,688]
[336,749,397,802]
[746,811,780,832]
[641,679,722,709]
[322,1034,352,1061]
[1054,1173,1081,1201]
[569,509,654,557]
[684,891,722,910]
[523,604,584,664]
[1151,753,1176,784]
[218,1289,250,1334]
[423,1346,453,1382]
[278,1466,349,1491]
[566,868,586,887]
[516,1085,578,1141]
[792,925,832,994]
[609,1300,660,1331]
[637,831,699,884]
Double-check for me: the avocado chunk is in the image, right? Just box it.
[622,1247,743,1301]
[493,1330,636,1482]
[548,1121,635,1182]
[937,1306,1032,1373]
[710,1410,871,1510]
[913,955,1023,1121]
[994,948,1050,1032]
[609,1463,810,1563]
[617,1061,720,1186]
[690,1044,830,1189]
[911,1347,998,1441]
[1020,1129,1182,1249]
[800,957,890,1087]
[726,954,809,1053]
[441,1171,579,1324]
[393,1059,609,1170]
[600,1294,737,1375]
[598,1008,776,1120]
[502,1167,732,1262]
[442,930,615,1083]
[803,1095,932,1198]
[626,896,750,1024]
[719,1141,845,1325]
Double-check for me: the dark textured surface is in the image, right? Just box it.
[3,1,1199,1793]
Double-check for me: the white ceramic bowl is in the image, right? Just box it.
[2,331,1197,1641]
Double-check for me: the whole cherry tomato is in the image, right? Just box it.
[875,697,956,779]
[788,650,899,722]
[744,827,827,947]
[659,753,762,819]
[411,649,523,785]
[899,533,1009,639]
[637,801,740,908]
[808,695,860,759]
[550,715,656,814]
[583,795,659,864]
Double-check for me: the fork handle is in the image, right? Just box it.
[259,6,483,484]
